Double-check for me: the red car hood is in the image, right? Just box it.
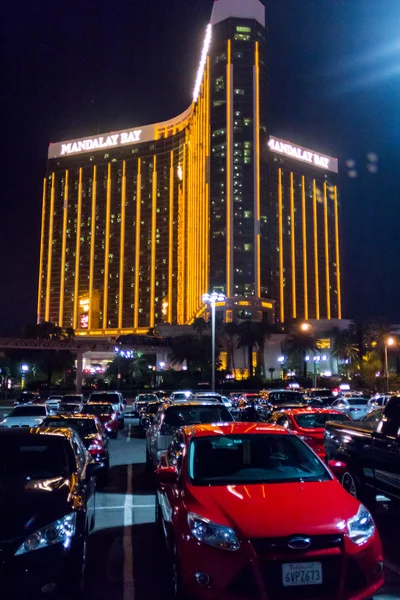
[186,480,360,538]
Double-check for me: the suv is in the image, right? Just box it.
[257,389,308,420]
[146,401,233,469]
[132,393,160,416]
[88,391,125,429]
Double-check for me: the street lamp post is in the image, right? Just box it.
[21,364,29,390]
[384,337,395,393]
[202,292,226,391]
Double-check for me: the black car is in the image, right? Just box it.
[0,428,101,598]
[58,403,82,415]
[38,415,110,486]
[256,390,309,420]
[14,391,40,406]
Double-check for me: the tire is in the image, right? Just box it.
[341,469,376,511]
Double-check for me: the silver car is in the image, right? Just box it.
[331,397,369,420]
[145,401,233,469]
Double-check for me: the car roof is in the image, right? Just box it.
[162,401,222,409]
[43,414,97,420]
[182,422,289,438]
[0,428,73,441]
[274,408,344,416]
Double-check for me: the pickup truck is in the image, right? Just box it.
[324,396,400,508]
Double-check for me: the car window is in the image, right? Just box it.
[42,418,97,434]
[147,403,161,415]
[164,406,233,426]
[0,437,73,480]
[380,398,400,437]
[189,434,330,485]
[293,413,351,428]
[347,398,368,406]
[10,406,46,417]
[83,404,113,415]
[362,409,383,424]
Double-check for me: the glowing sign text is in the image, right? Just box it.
[268,137,338,173]
[60,129,143,156]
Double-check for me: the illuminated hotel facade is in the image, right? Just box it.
[37,0,342,335]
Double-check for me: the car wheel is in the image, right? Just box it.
[341,469,376,511]
[342,471,358,498]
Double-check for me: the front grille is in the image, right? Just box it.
[261,556,342,600]
[251,534,343,555]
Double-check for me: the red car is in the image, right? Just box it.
[156,422,383,600]
[82,402,118,438]
[269,408,352,458]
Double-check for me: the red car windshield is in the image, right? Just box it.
[293,413,351,429]
[189,434,330,485]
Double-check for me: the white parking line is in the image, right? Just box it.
[126,424,132,443]
[123,464,134,600]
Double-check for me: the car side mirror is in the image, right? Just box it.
[327,460,347,480]
[155,466,178,484]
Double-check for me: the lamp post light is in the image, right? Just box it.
[20,364,29,390]
[301,322,311,332]
[202,292,226,391]
[384,337,395,393]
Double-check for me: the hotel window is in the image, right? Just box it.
[236,26,251,33]
[215,52,227,63]
[213,99,226,107]
[234,34,251,42]
[213,128,226,138]
[234,52,243,59]
[244,211,253,218]
[244,244,253,251]
[244,118,252,126]
[215,76,225,92]
[234,89,245,95]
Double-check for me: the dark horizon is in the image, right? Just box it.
[2,0,400,335]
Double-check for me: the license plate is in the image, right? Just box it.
[282,562,323,587]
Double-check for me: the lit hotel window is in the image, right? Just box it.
[236,26,251,33]
[234,89,245,95]
[244,244,253,251]
[213,100,226,107]
[234,34,251,41]
[215,52,226,63]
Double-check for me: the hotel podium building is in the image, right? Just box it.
[37,0,341,336]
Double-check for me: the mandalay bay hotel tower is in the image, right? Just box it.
[37,0,342,337]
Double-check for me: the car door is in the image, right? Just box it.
[158,432,185,540]
[372,398,400,499]
[70,433,96,527]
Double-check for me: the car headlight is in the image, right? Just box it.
[347,505,375,545]
[15,513,77,556]
[188,513,240,551]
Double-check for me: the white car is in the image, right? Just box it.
[45,395,63,413]
[331,397,369,420]
[170,391,192,402]
[0,405,48,428]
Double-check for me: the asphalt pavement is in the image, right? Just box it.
[0,408,399,599]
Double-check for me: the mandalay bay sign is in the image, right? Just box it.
[59,129,142,156]
[268,136,338,173]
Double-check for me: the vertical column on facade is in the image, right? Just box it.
[334,186,342,319]
[59,170,69,326]
[103,163,112,331]
[205,57,211,297]
[226,39,234,297]
[313,179,320,320]
[301,175,309,320]
[73,168,83,330]
[45,173,55,322]
[324,182,331,319]
[134,158,142,330]
[118,161,127,330]
[89,166,97,330]
[150,155,157,328]
[37,178,47,323]
[278,168,284,323]
[253,41,261,298]
[168,151,174,323]
[290,172,296,319]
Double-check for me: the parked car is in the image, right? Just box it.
[331,397,369,420]
[132,393,160,416]
[62,394,85,406]
[139,401,163,430]
[0,428,100,597]
[146,402,233,469]
[14,391,40,406]
[169,391,193,402]
[268,408,352,458]
[0,404,48,428]
[45,395,63,413]
[38,414,109,486]
[325,396,400,506]
[251,390,308,421]
[192,392,224,403]
[58,403,82,415]
[306,389,336,406]
[88,392,125,429]
[82,402,119,439]
[155,422,383,600]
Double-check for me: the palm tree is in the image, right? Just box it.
[223,322,238,376]
[168,336,202,372]
[348,318,370,361]
[236,321,262,378]
[192,317,208,344]
[284,331,318,378]
[332,328,359,377]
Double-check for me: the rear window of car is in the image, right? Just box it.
[42,418,97,434]
[0,437,73,481]
[293,413,351,428]
[348,398,368,406]
[270,392,304,403]
[164,405,233,426]
[10,406,46,417]
[137,395,158,401]
[90,394,119,403]
[146,403,161,414]
[62,396,82,403]
[83,404,113,415]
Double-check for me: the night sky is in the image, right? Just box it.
[2,0,400,335]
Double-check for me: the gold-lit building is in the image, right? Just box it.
[37,0,342,335]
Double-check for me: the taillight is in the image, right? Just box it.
[111,413,118,421]
[88,441,104,455]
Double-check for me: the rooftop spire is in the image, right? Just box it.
[210,0,265,28]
